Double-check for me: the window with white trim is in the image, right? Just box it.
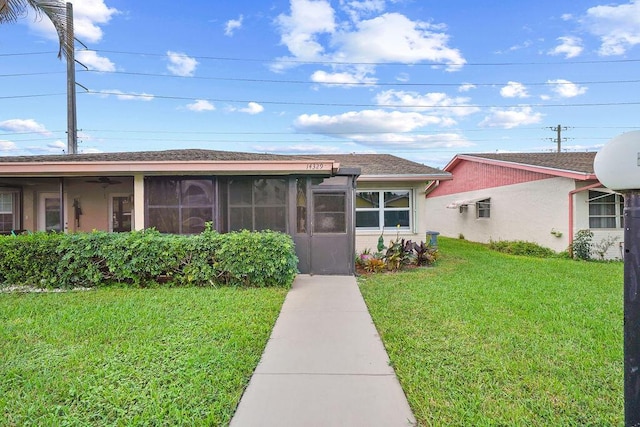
[589,190,624,228]
[0,191,19,233]
[476,198,491,218]
[355,190,411,230]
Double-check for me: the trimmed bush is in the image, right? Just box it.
[0,229,297,288]
[488,240,556,258]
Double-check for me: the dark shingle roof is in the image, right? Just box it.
[463,152,597,174]
[0,149,447,177]
[295,153,446,175]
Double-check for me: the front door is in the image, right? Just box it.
[38,192,66,232]
[310,188,353,275]
[293,175,357,275]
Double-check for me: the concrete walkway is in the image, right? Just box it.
[230,275,416,427]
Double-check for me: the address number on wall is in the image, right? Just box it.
[306,163,325,170]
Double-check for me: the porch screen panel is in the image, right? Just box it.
[313,193,346,233]
[146,178,214,234]
[228,178,287,232]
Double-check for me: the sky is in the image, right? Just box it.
[1,0,639,168]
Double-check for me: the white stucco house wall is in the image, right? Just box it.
[424,152,624,259]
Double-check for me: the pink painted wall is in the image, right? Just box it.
[429,160,555,197]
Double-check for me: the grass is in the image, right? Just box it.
[0,286,288,426]
[359,237,623,426]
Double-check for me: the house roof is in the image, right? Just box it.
[295,153,450,181]
[0,149,449,181]
[447,152,598,180]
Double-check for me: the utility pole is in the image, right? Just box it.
[66,2,77,155]
[548,124,568,152]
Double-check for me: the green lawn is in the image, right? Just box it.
[0,287,287,426]
[359,237,623,426]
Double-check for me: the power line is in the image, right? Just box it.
[4,68,640,90]
[77,90,640,109]
[3,49,640,67]
[87,49,640,67]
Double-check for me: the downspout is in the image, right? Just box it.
[568,182,603,250]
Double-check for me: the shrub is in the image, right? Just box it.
[592,235,620,260]
[488,240,556,258]
[0,229,297,289]
[571,229,593,260]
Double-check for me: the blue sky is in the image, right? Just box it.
[1,0,639,167]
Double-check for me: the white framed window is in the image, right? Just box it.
[476,198,491,219]
[0,192,17,233]
[356,189,412,230]
[589,190,624,228]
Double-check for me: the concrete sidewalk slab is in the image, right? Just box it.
[230,275,416,427]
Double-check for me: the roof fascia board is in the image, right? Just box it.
[452,154,597,180]
[357,174,452,182]
[0,160,340,176]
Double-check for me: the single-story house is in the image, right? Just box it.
[424,152,624,259]
[0,149,450,274]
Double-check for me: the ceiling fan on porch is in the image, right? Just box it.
[85,177,122,186]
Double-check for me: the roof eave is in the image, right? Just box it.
[0,160,341,177]
[357,173,452,182]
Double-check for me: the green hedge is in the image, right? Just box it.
[0,229,298,288]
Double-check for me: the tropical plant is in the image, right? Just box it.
[572,229,593,260]
[0,0,72,58]
[413,241,438,266]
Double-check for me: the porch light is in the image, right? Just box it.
[594,130,640,427]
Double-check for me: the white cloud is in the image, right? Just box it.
[295,109,449,135]
[548,36,583,58]
[45,141,66,153]
[240,102,264,114]
[0,118,51,135]
[186,100,215,112]
[458,83,476,92]
[166,51,198,77]
[254,143,345,154]
[345,132,474,150]
[27,0,118,44]
[500,81,529,98]
[340,0,386,21]
[275,0,336,61]
[273,2,465,77]
[0,140,18,152]
[76,50,116,71]
[582,0,640,55]
[95,89,154,101]
[374,90,480,117]
[547,79,588,98]
[225,15,244,36]
[479,106,544,129]
[333,13,465,71]
[310,69,377,86]
[228,102,264,114]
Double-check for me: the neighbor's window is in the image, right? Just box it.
[356,190,411,230]
[228,178,287,232]
[589,190,624,228]
[146,178,215,234]
[476,198,491,218]
[0,192,16,233]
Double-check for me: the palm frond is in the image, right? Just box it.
[0,0,72,59]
